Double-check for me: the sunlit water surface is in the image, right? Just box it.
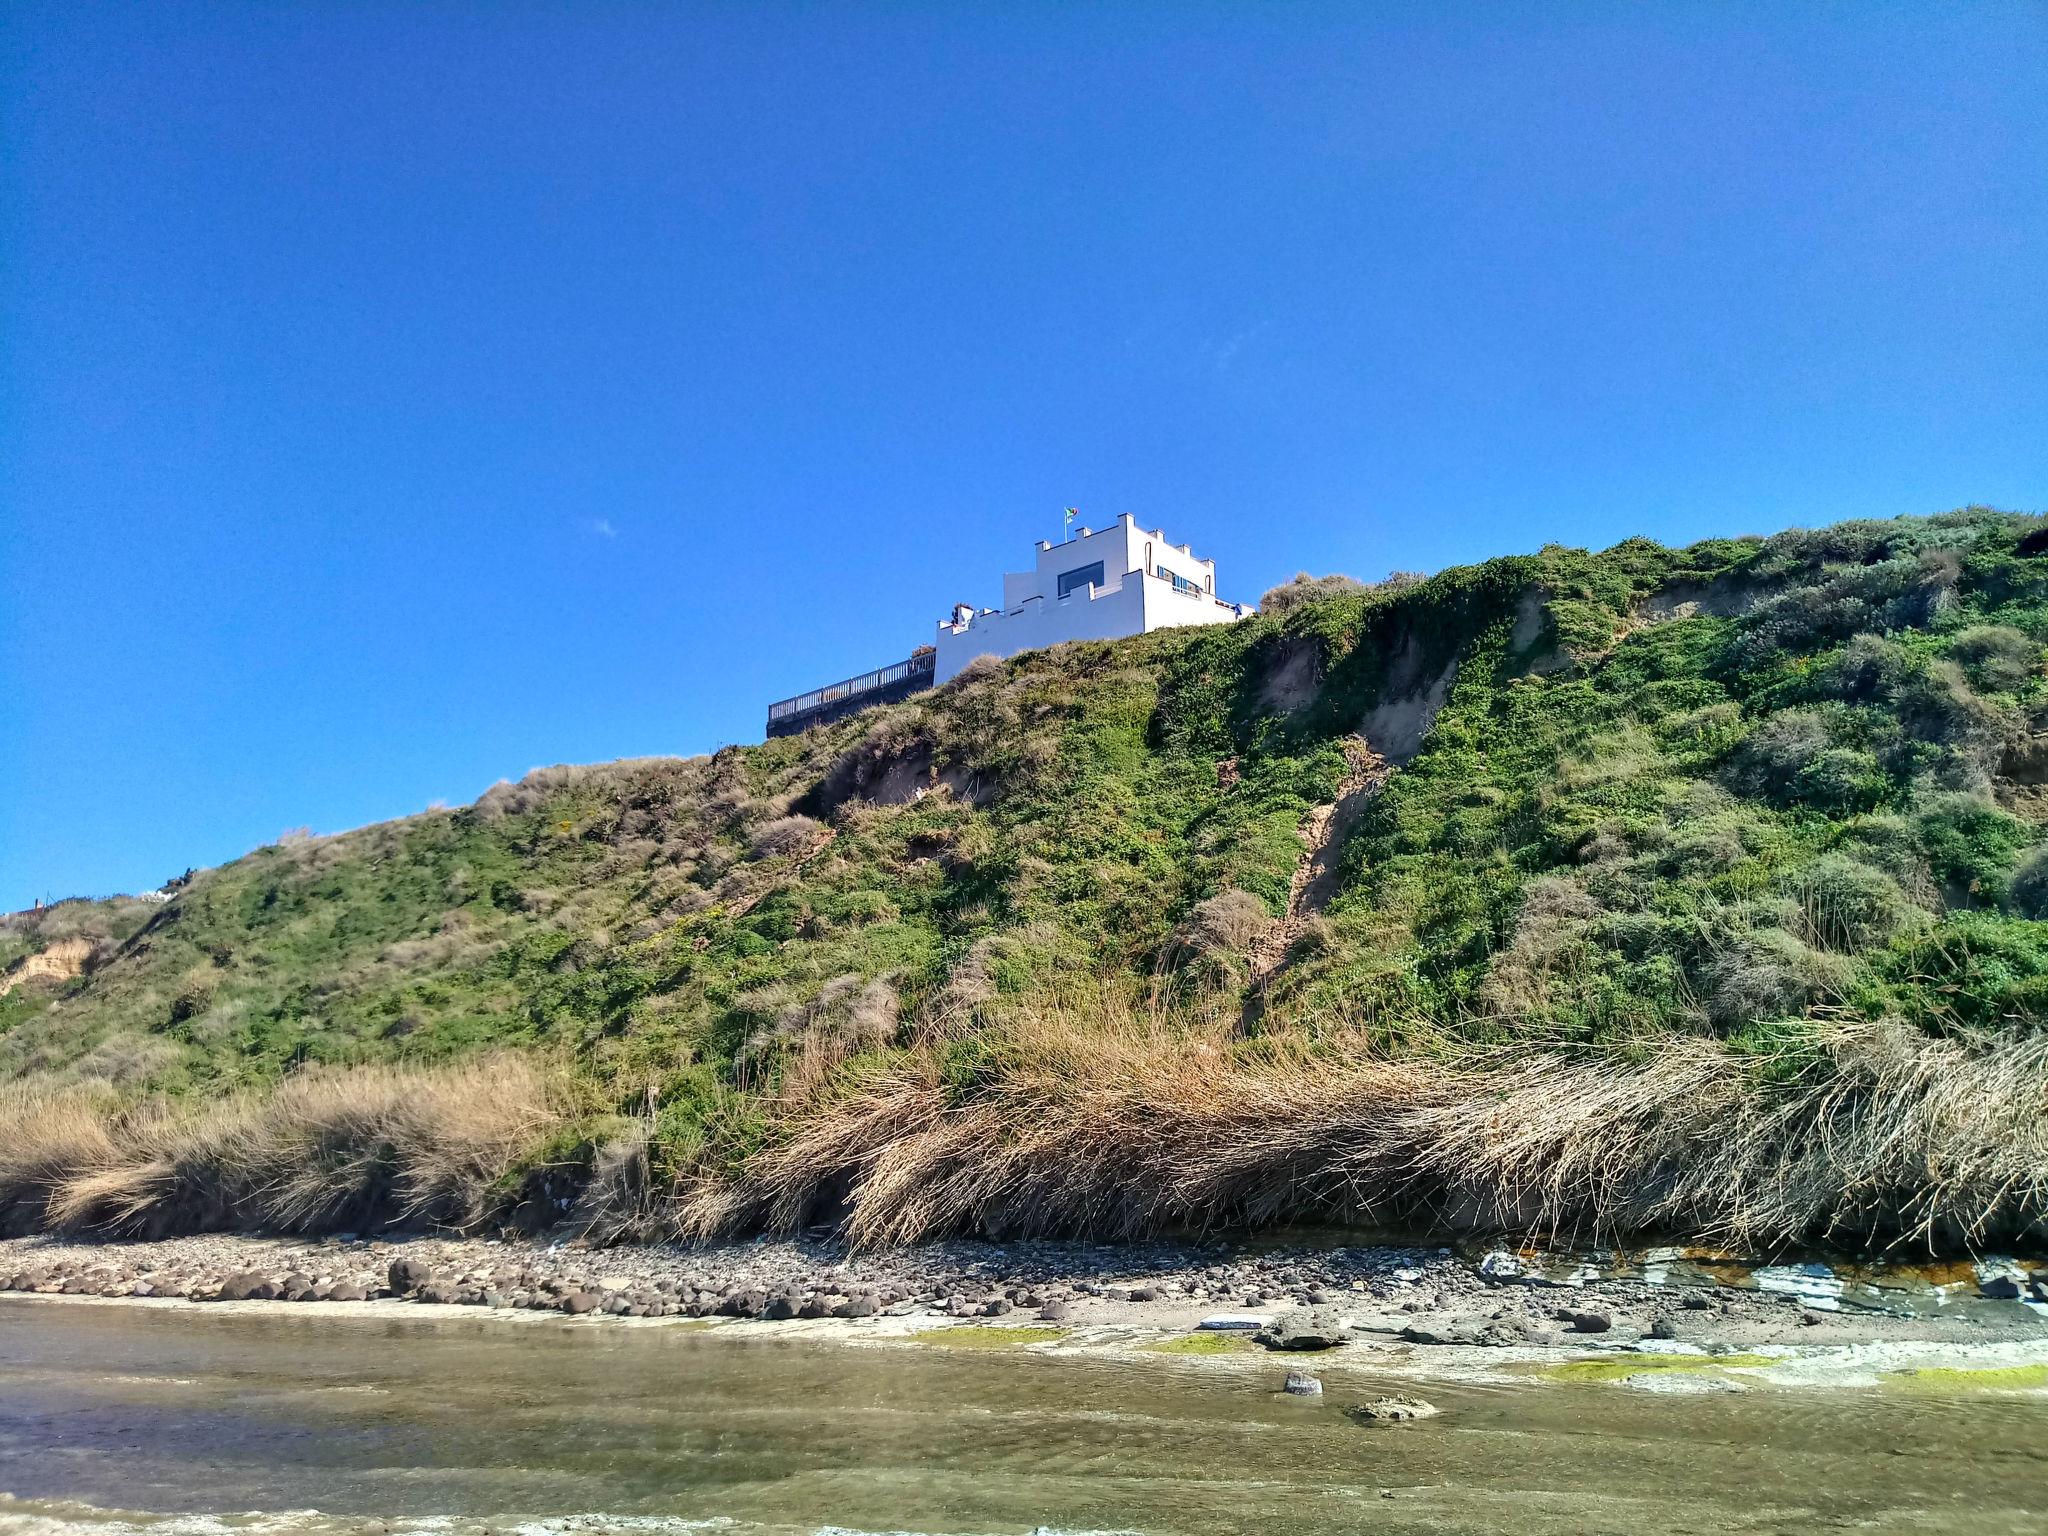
[2,1300,2044,1535]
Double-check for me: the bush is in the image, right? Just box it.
[1260,572,1366,614]
[1914,795,2031,895]
[1950,626,2039,693]
[1820,634,1912,702]
[1795,746,1886,813]
[1788,855,1917,950]
[2006,845,2048,919]
[747,815,823,861]
[1704,928,1851,1028]
[1180,889,1274,958]
[1724,710,1830,799]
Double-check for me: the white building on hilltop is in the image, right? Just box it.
[932,514,1247,684]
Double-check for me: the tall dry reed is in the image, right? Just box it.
[669,1010,2048,1253]
[4,1056,562,1238]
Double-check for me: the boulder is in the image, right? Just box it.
[387,1257,434,1295]
[1561,1309,1612,1334]
[1399,1318,1482,1346]
[837,1293,880,1319]
[1037,1300,1072,1322]
[1257,1307,1354,1352]
[764,1293,800,1321]
[1282,1372,1324,1397]
[215,1271,275,1302]
[1347,1396,1440,1424]
[561,1291,600,1315]
[327,1281,368,1302]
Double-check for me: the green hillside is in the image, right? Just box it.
[8,506,2048,1248]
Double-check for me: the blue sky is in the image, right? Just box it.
[3,4,2045,909]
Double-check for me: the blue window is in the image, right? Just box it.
[1057,561,1105,598]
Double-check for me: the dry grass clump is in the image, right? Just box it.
[669,1010,2048,1253]
[748,814,824,861]
[3,1056,564,1238]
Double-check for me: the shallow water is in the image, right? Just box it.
[2,1300,2046,1535]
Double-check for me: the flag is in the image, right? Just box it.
[1064,507,1078,533]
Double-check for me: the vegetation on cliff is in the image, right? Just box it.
[7,506,2048,1249]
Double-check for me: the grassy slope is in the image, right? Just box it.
[8,506,2048,1243]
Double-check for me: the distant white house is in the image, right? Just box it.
[932,514,1247,684]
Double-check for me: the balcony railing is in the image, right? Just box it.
[768,650,935,722]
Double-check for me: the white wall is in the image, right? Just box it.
[931,515,1241,685]
[934,575,1149,683]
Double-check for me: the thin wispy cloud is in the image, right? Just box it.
[590,518,618,539]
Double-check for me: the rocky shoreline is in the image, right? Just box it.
[6,1231,2048,1353]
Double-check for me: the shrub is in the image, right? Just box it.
[1703,928,1851,1028]
[1795,746,1886,813]
[1950,625,2039,693]
[1260,572,1366,614]
[2006,845,2048,919]
[1180,889,1274,958]
[1820,634,1913,702]
[945,653,1006,689]
[1724,710,1831,800]
[1788,855,1917,950]
[1914,794,2031,895]
[748,814,823,861]
[1899,660,2010,758]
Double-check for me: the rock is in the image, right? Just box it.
[387,1257,433,1295]
[484,1290,509,1309]
[416,1285,456,1305]
[720,1289,766,1318]
[764,1293,800,1321]
[1400,1319,1482,1346]
[837,1293,880,1319]
[1037,1300,1072,1322]
[1648,1318,1678,1340]
[130,1281,156,1298]
[1198,1313,1273,1332]
[1282,1371,1323,1397]
[1258,1307,1354,1351]
[1347,1396,1439,1424]
[558,1291,598,1314]
[602,1297,632,1315]
[799,1297,833,1320]
[1681,1295,1713,1311]
[328,1282,368,1302]
[983,1298,1013,1317]
[1305,1289,1331,1306]
[215,1271,275,1302]
[1561,1309,1612,1334]
[1476,1250,1527,1284]
[1622,1371,1744,1395]
[1128,1286,1161,1303]
[1979,1273,2025,1301]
